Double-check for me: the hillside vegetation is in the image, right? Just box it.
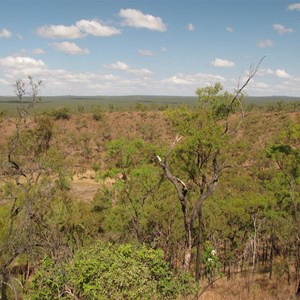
[0,78,299,299]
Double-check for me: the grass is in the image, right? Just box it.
[197,272,298,300]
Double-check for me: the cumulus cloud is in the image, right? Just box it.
[256,39,274,48]
[75,19,121,36]
[287,3,300,11]
[52,41,89,55]
[163,72,225,85]
[0,56,47,79]
[187,23,195,31]
[273,23,294,35]
[105,60,152,76]
[37,19,120,39]
[0,28,12,38]
[257,68,274,76]
[37,25,83,39]
[275,69,290,78]
[211,58,235,68]
[138,49,154,56]
[119,8,167,31]
[0,56,46,68]
[106,61,130,71]
[257,68,292,80]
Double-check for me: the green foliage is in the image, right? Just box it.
[95,138,166,242]
[29,257,65,300]
[92,106,104,121]
[202,241,222,283]
[49,107,71,120]
[195,82,240,119]
[165,84,236,193]
[29,242,197,300]
[77,104,85,113]
[0,108,5,124]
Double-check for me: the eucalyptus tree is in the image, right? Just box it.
[266,116,300,293]
[0,77,71,299]
[157,59,264,276]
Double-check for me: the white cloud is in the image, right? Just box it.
[52,41,89,55]
[0,56,46,69]
[163,72,225,85]
[257,68,274,76]
[0,28,12,38]
[105,60,152,76]
[256,39,274,48]
[37,24,83,39]
[257,68,293,80]
[211,58,235,68]
[75,19,121,36]
[252,81,270,89]
[32,48,46,55]
[187,23,195,31]
[275,69,290,78]
[119,8,167,31]
[37,19,120,39]
[14,48,46,56]
[0,56,47,79]
[128,68,152,76]
[273,23,294,35]
[164,75,192,85]
[287,3,300,11]
[106,61,130,71]
[226,26,234,32]
[138,49,154,56]
[161,46,167,52]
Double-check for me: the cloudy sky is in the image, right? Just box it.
[1,0,300,96]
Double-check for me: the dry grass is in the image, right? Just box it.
[197,273,298,300]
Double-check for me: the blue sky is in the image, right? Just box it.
[0,0,300,96]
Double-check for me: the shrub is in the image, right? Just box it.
[92,106,104,121]
[28,242,197,299]
[49,107,71,120]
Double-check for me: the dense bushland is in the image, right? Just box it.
[0,78,299,299]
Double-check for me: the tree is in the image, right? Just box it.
[95,138,164,242]
[0,77,71,299]
[266,116,300,294]
[156,59,264,276]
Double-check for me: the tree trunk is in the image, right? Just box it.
[195,210,202,282]
[296,280,300,298]
[183,226,192,271]
[269,237,274,279]
[1,269,8,300]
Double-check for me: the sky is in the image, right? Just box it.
[1,0,300,96]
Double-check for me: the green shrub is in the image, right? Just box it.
[28,242,197,299]
[49,107,71,120]
[92,106,104,121]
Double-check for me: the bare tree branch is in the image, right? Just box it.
[224,55,266,134]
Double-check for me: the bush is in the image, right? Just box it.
[28,242,197,299]
[92,106,104,121]
[49,107,71,120]
[0,109,5,123]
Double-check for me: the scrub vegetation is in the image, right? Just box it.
[0,76,299,299]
